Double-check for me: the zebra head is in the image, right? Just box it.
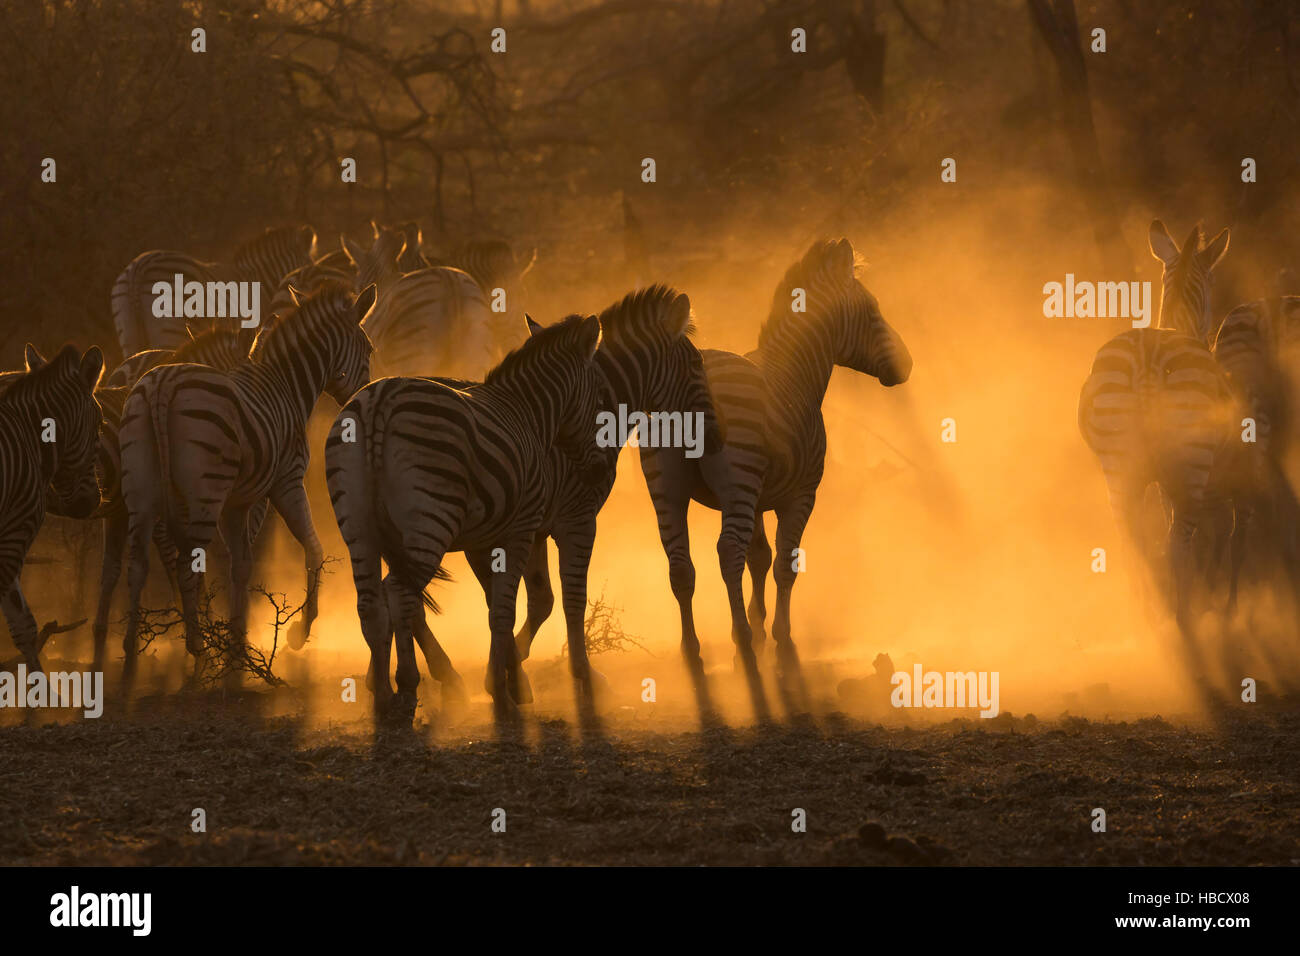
[1149,220,1230,344]
[777,238,913,387]
[21,344,105,519]
[265,281,375,405]
[233,224,317,289]
[342,226,407,292]
[389,220,428,272]
[594,285,724,455]
[518,313,607,483]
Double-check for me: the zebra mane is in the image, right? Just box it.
[484,313,596,386]
[249,280,356,362]
[596,284,695,343]
[233,224,315,273]
[173,328,248,363]
[758,239,862,349]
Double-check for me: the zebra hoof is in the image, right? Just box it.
[510,668,534,705]
[287,621,308,651]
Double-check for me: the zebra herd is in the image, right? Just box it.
[1,224,913,725]
[1079,219,1300,677]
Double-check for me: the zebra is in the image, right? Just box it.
[383,286,722,714]
[4,331,252,671]
[118,282,374,685]
[1078,220,1237,637]
[1211,293,1300,613]
[638,239,912,701]
[338,224,410,306]
[364,229,537,377]
[111,225,316,357]
[361,262,493,380]
[325,312,606,723]
[0,345,104,672]
[390,221,430,273]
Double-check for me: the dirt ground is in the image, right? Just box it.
[2,655,1297,867]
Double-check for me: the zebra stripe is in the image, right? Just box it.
[1148,220,1231,343]
[639,238,912,699]
[362,266,493,379]
[325,312,604,722]
[1211,294,1300,612]
[389,286,722,710]
[1079,328,1234,628]
[118,282,374,684]
[110,225,316,357]
[0,345,104,670]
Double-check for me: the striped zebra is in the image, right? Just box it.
[325,312,606,722]
[118,282,374,684]
[1078,221,1236,634]
[362,263,493,380]
[639,239,912,699]
[387,286,722,713]
[111,225,316,357]
[0,345,104,671]
[364,231,536,378]
[4,331,252,671]
[439,239,537,359]
[1211,293,1300,613]
[391,221,430,273]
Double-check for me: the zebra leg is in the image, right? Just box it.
[1226,497,1254,619]
[641,446,706,681]
[1168,501,1209,681]
[121,510,158,691]
[744,511,773,658]
[470,546,532,707]
[172,516,216,670]
[771,493,816,695]
[383,569,467,708]
[2,578,42,672]
[349,545,395,722]
[512,534,554,663]
[93,509,128,673]
[485,538,532,719]
[269,481,324,651]
[218,507,254,679]
[384,575,422,726]
[706,453,759,673]
[555,518,606,709]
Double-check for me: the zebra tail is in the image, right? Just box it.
[344,391,452,616]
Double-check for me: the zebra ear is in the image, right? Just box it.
[287,285,306,308]
[578,314,602,359]
[78,346,105,390]
[300,225,317,258]
[666,292,692,337]
[341,235,364,267]
[24,343,46,371]
[525,314,544,337]
[518,246,538,278]
[369,220,380,241]
[1149,220,1179,265]
[354,284,378,323]
[1200,227,1230,271]
[831,238,856,280]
